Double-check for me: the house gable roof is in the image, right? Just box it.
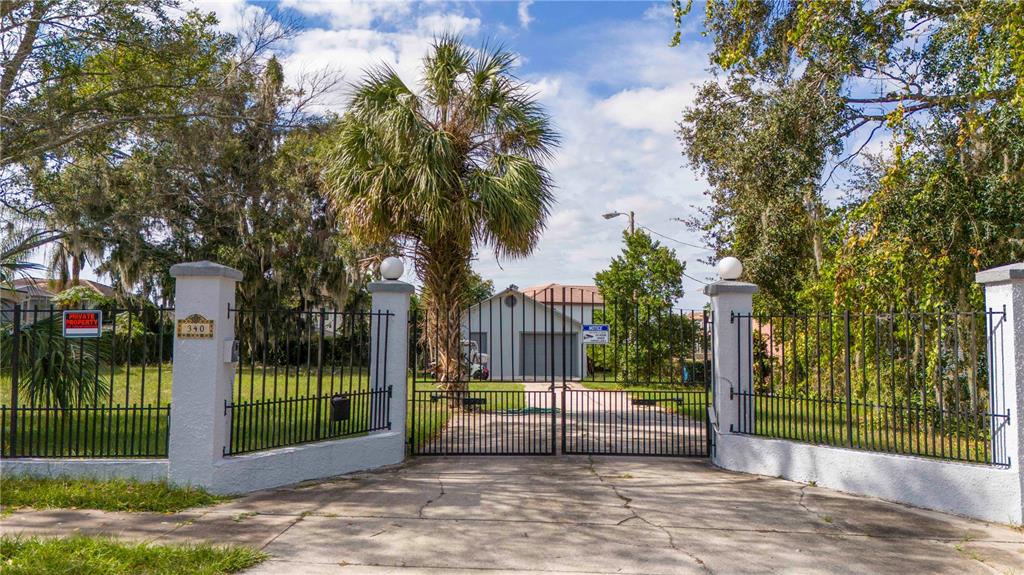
[12,277,114,298]
[466,287,583,327]
[522,283,604,305]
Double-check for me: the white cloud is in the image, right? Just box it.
[278,7,484,113]
[416,13,481,36]
[185,0,267,34]
[596,83,698,134]
[643,4,673,20]
[525,77,561,100]
[518,0,534,29]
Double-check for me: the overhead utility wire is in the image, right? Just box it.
[639,225,710,251]
[635,225,712,285]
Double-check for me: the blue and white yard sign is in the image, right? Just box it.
[582,324,610,345]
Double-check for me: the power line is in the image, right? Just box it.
[634,225,713,284]
[682,271,710,285]
[638,225,711,251]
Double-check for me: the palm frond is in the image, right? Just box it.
[0,228,63,285]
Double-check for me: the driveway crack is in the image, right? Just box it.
[798,485,844,533]
[586,456,713,574]
[417,475,446,519]
[260,515,304,551]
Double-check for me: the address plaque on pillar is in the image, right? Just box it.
[176,314,215,339]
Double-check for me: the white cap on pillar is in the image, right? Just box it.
[718,256,743,280]
[380,257,404,280]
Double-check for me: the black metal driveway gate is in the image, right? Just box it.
[408,286,711,457]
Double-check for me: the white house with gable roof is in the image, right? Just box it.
[460,283,604,380]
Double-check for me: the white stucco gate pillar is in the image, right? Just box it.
[976,263,1024,506]
[167,261,242,487]
[368,275,414,447]
[703,277,757,463]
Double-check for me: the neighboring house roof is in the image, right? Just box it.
[12,277,115,298]
[521,284,604,305]
[1,285,27,303]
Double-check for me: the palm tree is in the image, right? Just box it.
[1,226,62,286]
[322,36,558,391]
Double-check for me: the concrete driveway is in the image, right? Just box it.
[3,456,1022,574]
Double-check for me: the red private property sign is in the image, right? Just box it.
[63,310,103,338]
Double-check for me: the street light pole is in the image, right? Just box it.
[628,211,635,234]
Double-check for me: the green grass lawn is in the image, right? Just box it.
[0,477,230,513]
[0,535,265,575]
[575,381,993,462]
[0,362,516,457]
[0,365,374,407]
[1,366,392,457]
[4,362,992,464]
[740,394,994,463]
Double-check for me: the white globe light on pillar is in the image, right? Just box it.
[380,257,404,280]
[718,256,743,281]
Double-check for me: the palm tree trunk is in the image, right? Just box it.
[418,238,472,394]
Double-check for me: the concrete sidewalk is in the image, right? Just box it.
[3,456,1022,574]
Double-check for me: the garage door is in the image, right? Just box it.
[521,333,579,379]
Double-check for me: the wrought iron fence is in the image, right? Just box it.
[1,304,174,458]
[732,309,1009,466]
[225,307,392,455]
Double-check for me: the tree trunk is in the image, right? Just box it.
[0,0,45,110]
[957,288,979,414]
[71,251,81,284]
[417,238,472,394]
[803,185,824,272]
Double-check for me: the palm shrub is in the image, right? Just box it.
[322,36,558,391]
[1,314,110,408]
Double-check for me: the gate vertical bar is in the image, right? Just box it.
[844,310,854,447]
[550,287,557,455]
[315,308,326,441]
[9,305,21,457]
[703,311,711,456]
[409,307,417,454]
